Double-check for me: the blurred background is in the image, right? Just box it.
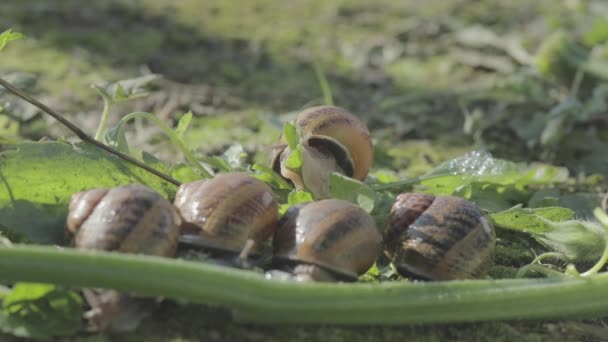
[2,0,608,179]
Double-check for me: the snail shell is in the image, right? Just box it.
[66,184,181,332]
[66,184,181,256]
[273,199,382,281]
[173,172,278,256]
[272,106,373,199]
[384,193,495,280]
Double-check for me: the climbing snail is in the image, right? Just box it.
[272,199,382,282]
[383,193,496,281]
[173,172,279,261]
[66,184,182,332]
[272,106,373,199]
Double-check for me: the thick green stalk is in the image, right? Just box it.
[1,245,608,324]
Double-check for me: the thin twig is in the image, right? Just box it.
[0,76,182,187]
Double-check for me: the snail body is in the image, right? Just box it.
[173,172,279,258]
[384,193,495,281]
[273,199,382,281]
[66,184,181,332]
[272,106,373,199]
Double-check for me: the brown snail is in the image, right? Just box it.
[384,193,495,281]
[66,184,181,256]
[272,199,382,282]
[272,106,373,199]
[66,184,181,332]
[173,172,279,261]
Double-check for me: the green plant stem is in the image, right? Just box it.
[580,208,608,277]
[0,76,182,187]
[311,47,333,106]
[94,96,112,141]
[115,112,212,178]
[2,245,608,324]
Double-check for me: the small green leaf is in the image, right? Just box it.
[175,111,193,138]
[94,75,160,104]
[1,283,83,339]
[490,205,604,262]
[288,190,313,205]
[252,163,292,190]
[199,156,231,173]
[103,126,130,153]
[283,121,298,150]
[0,29,23,52]
[490,206,576,234]
[283,147,302,170]
[329,172,376,213]
[537,219,605,262]
[113,83,127,101]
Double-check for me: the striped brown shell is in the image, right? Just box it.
[66,184,181,257]
[273,199,382,280]
[384,193,495,280]
[173,172,279,254]
[271,106,373,199]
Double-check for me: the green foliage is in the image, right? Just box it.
[175,111,193,138]
[490,206,575,234]
[287,189,313,205]
[0,141,176,244]
[92,74,160,104]
[377,150,569,212]
[0,283,83,339]
[283,121,298,150]
[0,29,23,52]
[492,205,606,263]
[283,146,302,170]
[251,163,292,190]
[329,172,376,213]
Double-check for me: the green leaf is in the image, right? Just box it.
[584,17,608,46]
[103,126,130,153]
[329,172,376,213]
[490,205,604,262]
[1,283,83,339]
[413,151,569,211]
[199,156,232,173]
[490,206,576,234]
[283,146,302,170]
[0,29,23,52]
[0,141,176,244]
[283,121,298,150]
[537,219,606,262]
[93,74,160,103]
[175,111,193,138]
[287,190,313,205]
[170,163,204,184]
[252,163,292,190]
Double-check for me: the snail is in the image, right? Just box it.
[272,199,382,282]
[272,106,373,199]
[66,184,182,332]
[383,193,495,281]
[173,172,279,262]
[66,184,181,255]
